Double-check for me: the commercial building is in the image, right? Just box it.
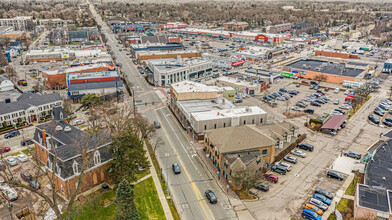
[0,30,26,40]
[283,59,367,84]
[48,28,99,45]
[0,92,62,128]
[231,32,291,45]
[136,50,201,62]
[224,21,249,31]
[42,63,115,89]
[33,118,112,201]
[66,70,122,101]
[291,23,318,35]
[25,49,108,62]
[0,16,33,31]
[203,122,299,190]
[315,50,359,59]
[354,131,392,219]
[146,58,212,86]
[0,75,14,92]
[216,76,268,95]
[383,59,392,73]
[130,43,184,56]
[343,42,373,53]
[266,23,292,34]
[109,21,188,33]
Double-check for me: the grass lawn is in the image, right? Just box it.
[345,177,359,195]
[326,198,349,220]
[134,177,166,220]
[134,169,151,181]
[70,190,116,220]
[22,149,32,156]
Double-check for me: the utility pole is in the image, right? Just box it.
[132,88,136,117]
[165,153,170,199]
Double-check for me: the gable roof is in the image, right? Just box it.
[0,92,61,115]
[140,35,168,44]
[51,106,67,121]
[321,115,348,130]
[206,125,276,154]
[224,150,263,166]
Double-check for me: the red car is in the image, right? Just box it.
[301,80,309,84]
[0,147,10,153]
[264,174,279,183]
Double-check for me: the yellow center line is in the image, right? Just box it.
[153,110,215,220]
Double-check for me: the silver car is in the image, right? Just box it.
[6,157,18,167]
[310,198,328,211]
[290,149,306,158]
[275,162,292,171]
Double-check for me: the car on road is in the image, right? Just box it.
[271,165,287,175]
[264,174,278,183]
[368,114,380,124]
[172,163,181,174]
[283,156,298,164]
[154,121,161,128]
[327,170,344,181]
[313,193,331,205]
[6,156,18,167]
[304,203,324,216]
[298,143,314,151]
[344,151,362,160]
[16,154,28,162]
[302,208,321,220]
[333,99,339,105]
[315,189,334,200]
[205,190,217,204]
[20,139,34,146]
[254,182,269,192]
[0,146,11,153]
[309,198,328,211]
[4,130,20,139]
[20,171,33,182]
[291,149,306,158]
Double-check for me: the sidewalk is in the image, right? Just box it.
[144,144,173,220]
[131,174,152,185]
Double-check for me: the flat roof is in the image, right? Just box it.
[137,50,198,56]
[347,62,369,67]
[218,76,260,88]
[191,106,266,121]
[286,59,364,78]
[68,70,119,80]
[365,139,392,191]
[321,115,348,130]
[149,58,211,72]
[358,184,390,213]
[171,80,233,94]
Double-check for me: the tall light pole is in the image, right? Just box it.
[165,153,170,199]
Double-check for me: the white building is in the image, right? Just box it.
[0,92,62,128]
[0,75,14,92]
[147,58,212,86]
[0,16,33,31]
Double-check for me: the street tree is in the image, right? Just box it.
[80,94,102,109]
[115,179,139,220]
[0,52,8,67]
[313,74,327,84]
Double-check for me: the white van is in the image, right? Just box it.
[0,183,18,201]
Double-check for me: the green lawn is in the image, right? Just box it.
[70,190,116,220]
[326,198,349,220]
[22,149,32,156]
[345,177,358,195]
[134,177,166,220]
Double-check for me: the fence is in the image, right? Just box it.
[272,133,307,164]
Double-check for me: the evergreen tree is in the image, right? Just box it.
[115,179,139,220]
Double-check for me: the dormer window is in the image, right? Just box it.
[73,160,79,175]
[56,166,61,176]
[94,150,101,165]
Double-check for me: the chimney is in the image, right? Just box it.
[222,98,225,103]
[217,112,220,116]
[42,129,47,147]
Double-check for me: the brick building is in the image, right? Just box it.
[33,112,112,201]
[136,50,201,62]
[42,63,115,89]
[224,21,249,31]
[315,50,359,59]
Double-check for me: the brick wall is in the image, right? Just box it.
[137,52,201,61]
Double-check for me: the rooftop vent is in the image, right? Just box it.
[64,126,72,132]
[55,125,62,131]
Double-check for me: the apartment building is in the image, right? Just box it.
[0,16,33,31]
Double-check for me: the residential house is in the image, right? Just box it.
[32,118,112,200]
[0,75,14,92]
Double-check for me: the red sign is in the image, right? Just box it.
[232,60,246,66]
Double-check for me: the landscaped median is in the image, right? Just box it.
[67,177,166,220]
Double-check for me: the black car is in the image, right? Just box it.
[298,143,314,151]
[384,121,392,127]
[368,114,380,124]
[172,163,181,174]
[279,88,289,93]
[29,180,41,189]
[271,165,287,175]
[205,190,217,204]
[316,90,325,95]
[374,110,384,117]
[334,109,346,114]
[315,188,334,200]
[254,182,269,192]
[20,139,34,146]
[311,102,321,107]
[327,170,344,181]
[20,171,33,182]
[344,151,362,160]
[385,118,392,123]
[310,81,317,85]
[304,109,314,114]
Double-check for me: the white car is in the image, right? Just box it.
[333,99,339,105]
[290,149,307,158]
[344,90,350,95]
[0,183,18,201]
[16,154,28,163]
[6,157,18,167]
[291,106,303,112]
[334,88,340,93]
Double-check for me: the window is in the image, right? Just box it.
[223,123,226,127]
[56,166,61,176]
[94,150,101,165]
[252,119,255,124]
[260,118,263,123]
[75,181,79,190]
[214,124,216,129]
[243,120,246,125]
[46,137,51,150]
[262,149,268,155]
[47,158,52,170]
[73,160,79,175]
[60,112,63,120]
[204,125,207,130]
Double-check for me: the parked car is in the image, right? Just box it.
[316,90,325,95]
[333,99,339,105]
[29,180,41,190]
[4,130,20,139]
[313,193,331,205]
[304,203,324,216]
[314,85,320,90]
[172,163,181,174]
[20,171,33,182]
[344,151,362,160]
[298,143,314,151]
[304,109,314,114]
[297,102,307,108]
[315,189,334,200]
[291,106,303,112]
[254,182,269,192]
[310,81,317,85]
[310,102,321,107]
[6,157,18,167]
[205,190,217,204]
[368,114,380,124]
[279,88,289,93]
[334,88,340,93]
[283,156,298,164]
[310,85,315,89]
[385,118,392,123]
[271,165,287,175]
[275,162,292,171]
[344,90,350,95]
[291,149,306,158]
[327,170,344,181]
[0,146,11,153]
[309,198,328,211]
[264,174,278,183]
[384,121,392,127]
[0,183,18,201]
[374,110,384,117]
[20,139,34,146]
[302,208,322,220]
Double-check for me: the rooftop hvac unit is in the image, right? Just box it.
[55,125,63,131]
[64,126,72,132]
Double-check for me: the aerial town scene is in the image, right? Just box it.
[0,0,392,219]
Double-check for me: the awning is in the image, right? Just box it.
[232,60,246,66]
[321,115,348,130]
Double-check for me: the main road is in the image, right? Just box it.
[87,1,238,220]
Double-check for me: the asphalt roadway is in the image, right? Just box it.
[87,2,237,220]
